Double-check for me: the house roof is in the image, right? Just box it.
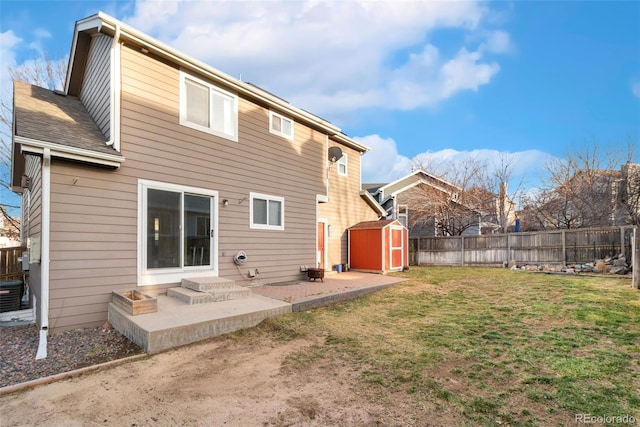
[361,183,386,194]
[67,12,369,154]
[363,169,461,208]
[359,191,387,217]
[11,81,125,191]
[13,81,118,156]
[348,219,403,230]
[382,169,459,194]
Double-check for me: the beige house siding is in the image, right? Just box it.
[80,34,111,139]
[319,146,379,269]
[23,155,42,242]
[44,43,331,331]
[120,46,326,280]
[47,161,137,331]
[22,155,43,324]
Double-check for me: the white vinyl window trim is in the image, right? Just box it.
[137,179,219,286]
[179,71,238,142]
[337,153,348,176]
[269,111,294,140]
[250,192,285,231]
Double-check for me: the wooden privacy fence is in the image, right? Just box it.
[409,226,635,269]
[0,246,27,282]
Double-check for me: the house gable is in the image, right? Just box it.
[12,11,382,332]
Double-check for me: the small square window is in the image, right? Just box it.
[337,153,348,176]
[269,111,294,140]
[250,192,284,230]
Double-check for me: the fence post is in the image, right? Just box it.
[461,236,465,267]
[633,227,639,289]
[562,230,567,266]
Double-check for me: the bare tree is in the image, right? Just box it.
[406,155,521,236]
[519,141,637,230]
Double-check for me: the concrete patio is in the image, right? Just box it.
[108,271,406,354]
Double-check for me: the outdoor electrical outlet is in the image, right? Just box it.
[300,265,308,272]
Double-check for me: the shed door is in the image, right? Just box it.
[390,226,404,269]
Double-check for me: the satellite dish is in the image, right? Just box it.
[328,146,343,163]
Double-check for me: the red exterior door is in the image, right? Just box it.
[317,222,325,269]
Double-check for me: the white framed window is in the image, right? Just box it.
[250,192,284,230]
[397,204,408,227]
[179,71,238,141]
[337,153,348,176]
[137,179,218,286]
[269,111,294,140]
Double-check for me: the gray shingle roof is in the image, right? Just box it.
[13,80,119,156]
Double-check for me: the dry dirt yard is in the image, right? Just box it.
[0,333,454,426]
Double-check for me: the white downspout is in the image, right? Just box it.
[107,24,121,151]
[36,148,51,359]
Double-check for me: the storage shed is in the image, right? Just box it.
[348,220,408,273]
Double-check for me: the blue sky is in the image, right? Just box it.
[1,0,639,203]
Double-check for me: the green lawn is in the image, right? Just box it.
[244,267,640,426]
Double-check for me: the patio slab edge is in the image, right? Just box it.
[291,279,407,312]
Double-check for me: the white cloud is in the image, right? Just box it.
[1,30,21,68]
[356,134,413,183]
[632,81,640,98]
[439,48,500,99]
[486,30,511,53]
[121,0,507,118]
[33,28,52,39]
[0,30,21,92]
[357,135,557,191]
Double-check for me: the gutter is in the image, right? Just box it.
[35,148,51,359]
[360,190,387,217]
[108,24,121,151]
[16,136,124,169]
[78,12,369,153]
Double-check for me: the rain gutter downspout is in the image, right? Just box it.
[36,148,51,359]
[106,24,121,151]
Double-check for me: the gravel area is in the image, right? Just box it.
[0,322,143,389]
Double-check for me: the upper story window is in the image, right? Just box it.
[397,204,408,227]
[180,71,238,141]
[250,192,284,230]
[269,111,294,140]
[337,153,348,176]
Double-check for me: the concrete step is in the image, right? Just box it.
[181,276,236,292]
[168,285,251,305]
[108,294,292,354]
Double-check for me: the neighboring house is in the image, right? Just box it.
[520,162,640,230]
[365,169,515,236]
[10,12,383,333]
[619,161,640,225]
[465,183,517,234]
